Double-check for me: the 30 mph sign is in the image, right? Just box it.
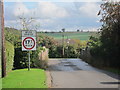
[22,30,36,51]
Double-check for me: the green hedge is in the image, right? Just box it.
[14,46,48,69]
[5,41,14,73]
[49,45,80,58]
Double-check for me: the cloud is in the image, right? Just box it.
[13,2,68,18]
[10,2,69,29]
[5,2,101,31]
[5,20,22,29]
[13,2,29,17]
[38,2,68,18]
[79,2,100,17]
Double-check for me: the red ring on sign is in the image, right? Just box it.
[23,37,35,50]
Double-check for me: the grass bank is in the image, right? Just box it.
[2,69,47,88]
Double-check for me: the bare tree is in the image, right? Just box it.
[19,16,40,31]
[17,8,40,31]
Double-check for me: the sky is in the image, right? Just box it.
[4,1,102,32]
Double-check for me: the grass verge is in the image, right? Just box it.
[102,67,120,75]
[2,68,47,88]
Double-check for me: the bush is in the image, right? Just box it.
[31,47,48,69]
[13,47,28,69]
[14,46,48,69]
[5,28,49,70]
[5,41,14,73]
[49,45,80,58]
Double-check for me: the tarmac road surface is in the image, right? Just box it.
[48,58,120,88]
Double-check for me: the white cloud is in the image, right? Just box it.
[5,2,101,31]
[13,2,68,18]
[13,2,29,17]
[5,20,22,29]
[34,2,69,18]
[11,2,69,30]
[79,2,100,17]
[4,0,102,2]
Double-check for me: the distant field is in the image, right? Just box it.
[43,32,97,41]
[5,27,98,41]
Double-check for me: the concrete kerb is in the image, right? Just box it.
[45,68,52,88]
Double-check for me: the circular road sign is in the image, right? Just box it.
[23,37,35,50]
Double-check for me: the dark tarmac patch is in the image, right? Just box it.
[61,60,82,70]
[49,59,83,71]
[64,64,76,66]
[100,82,120,84]
[63,64,82,70]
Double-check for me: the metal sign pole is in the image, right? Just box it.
[22,30,36,71]
[28,51,30,71]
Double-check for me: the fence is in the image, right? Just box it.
[39,47,49,61]
[37,47,49,69]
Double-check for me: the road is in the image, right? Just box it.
[48,58,120,88]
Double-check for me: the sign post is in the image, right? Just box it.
[28,51,30,71]
[22,30,36,71]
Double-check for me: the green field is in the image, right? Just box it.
[5,27,98,41]
[2,69,47,88]
[42,32,97,41]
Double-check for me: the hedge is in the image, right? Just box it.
[5,41,14,74]
[14,46,48,69]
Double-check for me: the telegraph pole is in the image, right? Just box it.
[0,0,6,77]
[67,36,69,59]
[62,34,64,58]
[62,28,65,58]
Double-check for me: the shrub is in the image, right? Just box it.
[14,46,48,69]
[13,47,28,69]
[31,47,48,69]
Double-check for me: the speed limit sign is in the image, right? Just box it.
[22,30,36,51]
